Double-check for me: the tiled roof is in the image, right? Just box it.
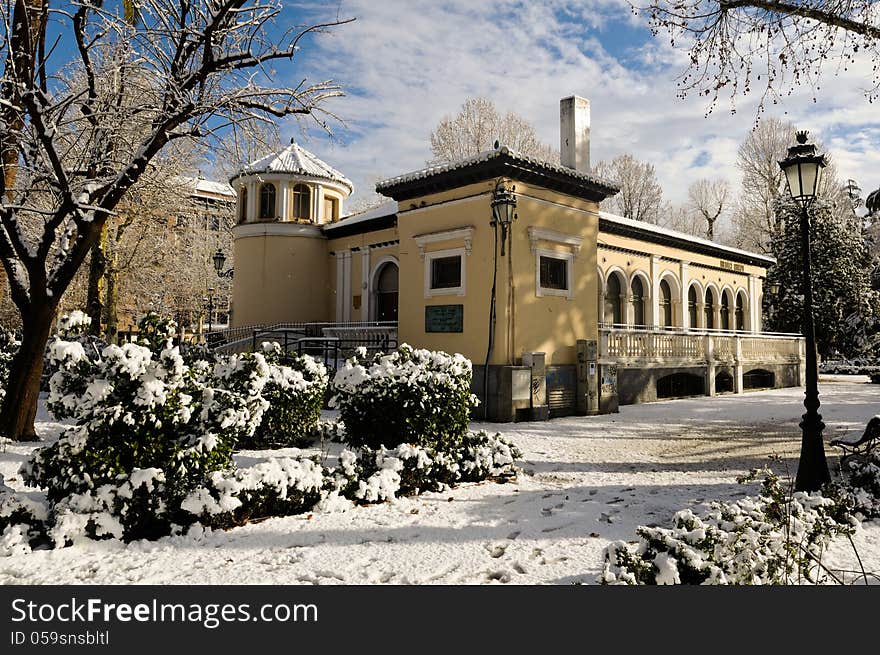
[376,146,619,197]
[236,141,353,191]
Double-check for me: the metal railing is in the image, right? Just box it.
[204,321,398,372]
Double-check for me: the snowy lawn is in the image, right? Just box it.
[2,375,879,585]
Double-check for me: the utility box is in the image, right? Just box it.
[576,339,599,415]
[522,351,549,421]
[599,363,619,414]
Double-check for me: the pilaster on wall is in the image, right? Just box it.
[650,255,660,329]
[748,274,760,333]
[279,182,289,221]
[335,250,352,322]
[315,185,324,223]
[247,181,257,221]
[361,251,371,321]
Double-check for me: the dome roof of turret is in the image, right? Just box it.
[234,140,353,192]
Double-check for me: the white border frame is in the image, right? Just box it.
[424,247,466,298]
[535,248,574,299]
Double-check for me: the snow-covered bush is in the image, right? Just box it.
[333,431,520,503]
[601,471,856,585]
[48,468,171,545]
[180,457,327,529]
[331,344,477,451]
[57,310,92,338]
[136,312,178,351]
[240,343,328,448]
[22,313,273,540]
[842,452,880,518]
[0,327,19,402]
[27,338,262,503]
[456,430,522,482]
[0,475,49,554]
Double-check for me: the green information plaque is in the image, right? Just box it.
[425,304,463,333]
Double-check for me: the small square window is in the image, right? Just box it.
[540,256,567,290]
[431,256,462,289]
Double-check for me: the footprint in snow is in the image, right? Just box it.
[485,570,511,583]
[485,543,507,558]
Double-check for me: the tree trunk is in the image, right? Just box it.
[105,256,119,345]
[0,302,56,440]
[86,223,107,336]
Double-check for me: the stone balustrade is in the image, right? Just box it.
[599,327,803,366]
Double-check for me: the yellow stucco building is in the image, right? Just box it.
[229,97,804,421]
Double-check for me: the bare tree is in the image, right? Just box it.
[659,202,708,238]
[730,117,847,252]
[0,0,351,440]
[429,97,558,164]
[593,154,664,224]
[640,1,880,112]
[688,179,730,241]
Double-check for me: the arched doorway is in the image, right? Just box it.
[659,279,673,328]
[720,290,731,331]
[735,291,747,331]
[605,272,624,326]
[704,288,715,330]
[374,262,399,322]
[631,276,646,327]
[688,284,698,329]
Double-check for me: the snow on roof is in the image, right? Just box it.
[175,175,236,199]
[376,145,619,194]
[324,199,397,232]
[598,211,776,265]
[193,178,235,197]
[236,140,353,192]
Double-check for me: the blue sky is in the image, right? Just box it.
[265,0,880,210]
[39,1,880,208]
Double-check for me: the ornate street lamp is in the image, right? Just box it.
[778,130,830,492]
[490,180,517,256]
[212,249,234,278]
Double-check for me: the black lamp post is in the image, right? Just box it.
[204,288,215,335]
[778,130,830,492]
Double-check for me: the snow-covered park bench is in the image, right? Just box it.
[831,415,880,465]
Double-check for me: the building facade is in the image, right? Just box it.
[229,97,804,421]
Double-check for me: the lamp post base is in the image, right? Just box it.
[795,410,830,492]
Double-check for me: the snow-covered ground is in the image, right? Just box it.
[2,375,879,585]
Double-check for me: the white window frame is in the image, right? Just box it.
[424,247,466,298]
[535,248,574,299]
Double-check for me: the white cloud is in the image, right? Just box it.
[281,0,880,209]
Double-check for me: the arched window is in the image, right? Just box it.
[631,277,646,327]
[659,279,673,328]
[720,291,731,331]
[258,183,276,220]
[606,273,623,326]
[375,262,398,322]
[292,184,311,221]
[704,289,715,330]
[688,285,698,329]
[735,292,746,331]
[238,187,248,223]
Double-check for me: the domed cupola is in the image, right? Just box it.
[230,139,353,225]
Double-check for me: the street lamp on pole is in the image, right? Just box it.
[778,130,830,492]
